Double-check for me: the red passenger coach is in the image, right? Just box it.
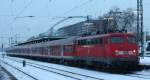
[6,33,139,68]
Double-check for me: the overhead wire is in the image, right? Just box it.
[4,0,33,42]
[6,0,33,28]
[61,0,94,16]
[43,0,95,35]
[14,0,33,20]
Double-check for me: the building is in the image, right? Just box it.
[57,20,109,37]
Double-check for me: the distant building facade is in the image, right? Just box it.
[57,19,137,37]
[57,20,109,37]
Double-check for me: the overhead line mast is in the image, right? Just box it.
[137,0,144,57]
[137,0,140,41]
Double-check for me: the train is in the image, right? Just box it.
[6,33,139,68]
[145,41,150,56]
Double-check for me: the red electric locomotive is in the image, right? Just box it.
[75,33,139,67]
[6,33,139,68]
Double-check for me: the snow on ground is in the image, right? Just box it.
[0,58,76,80]
[0,52,150,80]
[134,69,150,76]
[140,57,150,66]
[1,61,37,80]
[0,66,14,80]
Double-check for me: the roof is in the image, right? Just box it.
[7,36,79,50]
[77,33,135,40]
[15,36,65,46]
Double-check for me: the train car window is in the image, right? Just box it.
[95,38,101,44]
[91,39,95,45]
[78,40,82,45]
[64,46,73,53]
[81,40,83,45]
[83,40,86,45]
[128,36,136,44]
[78,40,81,45]
[78,39,96,45]
[94,39,99,44]
[111,37,124,43]
[80,40,83,45]
[79,40,81,45]
[85,39,88,45]
[87,39,91,45]
[77,40,80,45]
[99,38,103,44]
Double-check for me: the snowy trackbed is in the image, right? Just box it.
[19,59,150,80]
[1,56,150,80]
[5,57,104,80]
[126,73,150,79]
[125,65,150,80]
[0,59,38,80]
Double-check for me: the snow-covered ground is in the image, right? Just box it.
[140,57,150,66]
[0,52,150,80]
[0,66,15,80]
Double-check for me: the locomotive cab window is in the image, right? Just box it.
[111,37,124,43]
[128,36,136,44]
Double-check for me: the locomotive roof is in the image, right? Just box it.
[77,33,135,40]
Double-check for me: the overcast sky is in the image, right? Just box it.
[0,0,150,47]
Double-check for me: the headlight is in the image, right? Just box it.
[133,50,136,53]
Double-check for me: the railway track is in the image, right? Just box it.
[124,66,150,80]
[125,73,150,80]
[5,57,150,80]
[0,59,39,80]
[6,58,104,80]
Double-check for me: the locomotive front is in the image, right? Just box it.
[106,33,139,66]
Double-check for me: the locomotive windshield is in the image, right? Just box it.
[127,36,136,44]
[111,37,124,43]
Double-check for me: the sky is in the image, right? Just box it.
[0,0,150,47]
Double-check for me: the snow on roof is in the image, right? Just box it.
[7,36,79,50]
[77,33,135,40]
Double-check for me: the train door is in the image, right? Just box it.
[60,45,64,58]
[47,46,50,56]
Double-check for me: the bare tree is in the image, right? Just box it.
[101,7,136,33]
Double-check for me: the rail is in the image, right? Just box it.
[7,57,104,80]
[0,59,39,80]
